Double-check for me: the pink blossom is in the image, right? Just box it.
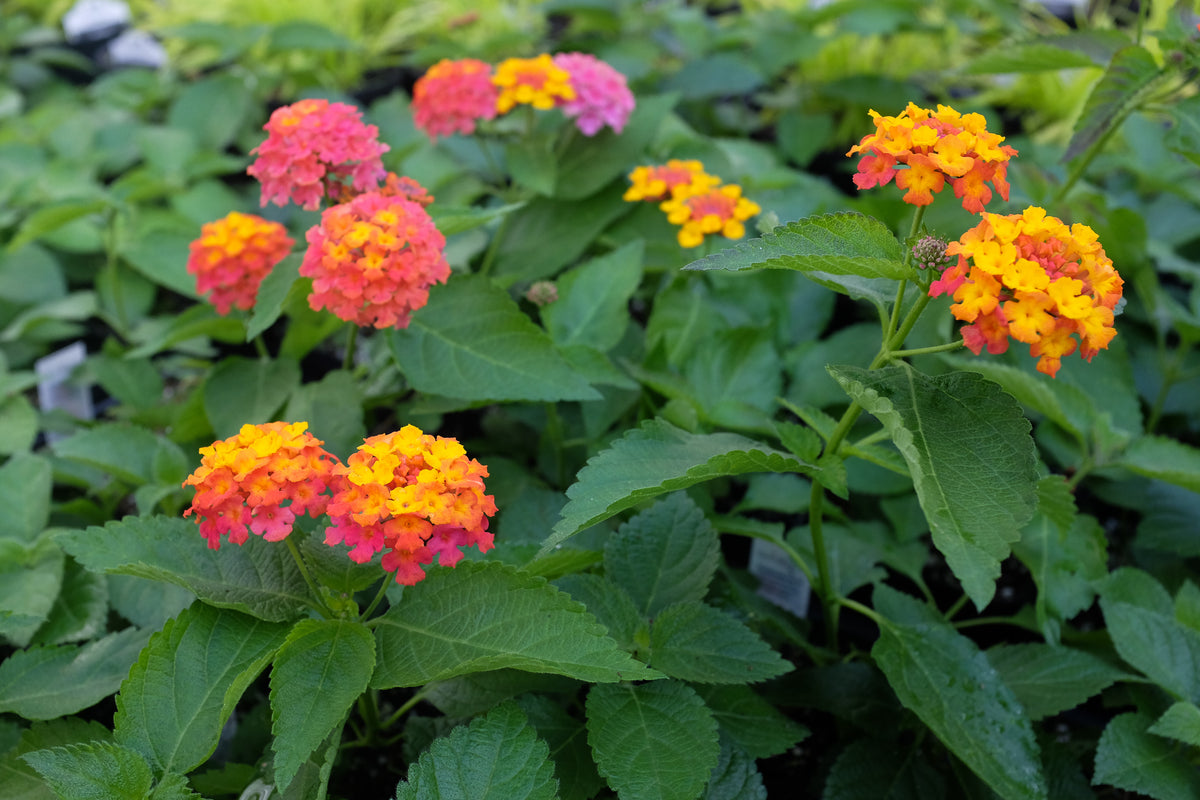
[553,52,636,136]
[412,59,499,140]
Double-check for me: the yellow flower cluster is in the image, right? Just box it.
[624,160,760,248]
[493,54,575,114]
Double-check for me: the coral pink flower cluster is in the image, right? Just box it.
[186,212,293,314]
[182,422,496,586]
[300,191,450,329]
[411,52,635,140]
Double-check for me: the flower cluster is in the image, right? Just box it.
[247,99,389,211]
[847,103,1017,214]
[182,422,336,549]
[929,206,1124,377]
[410,53,634,140]
[324,426,497,585]
[186,212,294,314]
[300,188,450,329]
[625,161,760,248]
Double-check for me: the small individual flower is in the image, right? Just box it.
[846,103,1017,214]
[300,189,450,329]
[324,425,497,585]
[525,280,558,306]
[660,184,762,248]
[552,52,636,136]
[911,234,953,271]
[492,54,575,114]
[186,212,294,314]
[412,58,499,140]
[623,160,720,203]
[929,206,1124,377]
[182,422,338,549]
[247,98,389,211]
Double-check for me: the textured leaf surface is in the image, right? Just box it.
[0,453,51,541]
[202,356,301,439]
[604,493,719,617]
[52,423,185,485]
[648,602,792,684]
[1149,702,1200,747]
[31,558,108,645]
[830,364,1037,609]
[56,515,310,622]
[552,573,642,653]
[271,619,375,792]
[371,562,656,689]
[0,718,113,800]
[114,604,290,774]
[542,241,643,352]
[0,627,152,720]
[0,537,63,646]
[942,358,1095,439]
[1118,435,1200,493]
[872,587,1047,800]
[394,702,558,800]
[542,419,824,554]
[1093,712,1200,800]
[985,644,1131,721]
[702,737,766,800]
[823,736,947,800]
[388,275,599,402]
[587,680,719,800]
[1100,574,1200,703]
[1066,45,1164,163]
[693,685,809,759]
[21,741,152,800]
[518,694,605,800]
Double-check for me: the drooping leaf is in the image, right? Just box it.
[693,684,809,759]
[985,644,1132,721]
[56,515,310,622]
[1093,712,1200,800]
[587,680,719,800]
[542,418,826,555]
[371,562,657,689]
[1065,45,1165,163]
[1118,435,1200,494]
[872,586,1047,800]
[270,619,375,792]
[114,604,290,775]
[202,356,301,439]
[21,741,153,800]
[830,364,1037,609]
[1149,702,1200,747]
[648,602,792,684]
[0,453,51,541]
[394,702,559,800]
[388,276,600,402]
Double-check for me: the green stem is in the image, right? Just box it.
[379,686,433,731]
[942,592,970,621]
[836,595,887,628]
[342,324,359,371]
[253,335,269,359]
[953,615,1042,633]
[360,577,391,621]
[1146,340,1192,434]
[808,480,840,645]
[285,537,331,617]
[477,212,512,277]
[889,340,965,359]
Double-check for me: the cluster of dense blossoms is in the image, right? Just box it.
[300,190,450,328]
[182,422,496,585]
[847,103,1017,213]
[186,212,293,315]
[930,207,1124,377]
[624,160,761,248]
[411,52,635,140]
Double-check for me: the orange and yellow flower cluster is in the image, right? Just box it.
[186,212,294,315]
[929,207,1124,377]
[624,160,760,248]
[182,422,496,586]
[847,103,1017,213]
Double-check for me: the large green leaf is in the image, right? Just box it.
[114,604,290,774]
[31,558,108,645]
[1065,45,1166,163]
[0,627,152,720]
[394,702,559,800]
[245,253,302,341]
[0,453,51,541]
[693,685,809,759]
[1149,702,1200,747]
[541,418,826,555]
[270,619,375,792]
[556,93,676,200]
[1118,435,1200,494]
[202,356,301,439]
[52,424,186,486]
[165,74,252,151]
[872,587,1047,800]
[552,574,642,654]
[282,369,365,461]
[830,364,1037,609]
[491,188,630,282]
[964,41,1099,74]
[56,515,311,622]
[823,736,947,800]
[517,694,605,800]
[0,718,114,800]
[985,644,1131,721]
[0,538,64,646]
[542,240,643,352]
[648,602,792,684]
[941,357,1096,440]
[586,680,719,800]
[371,561,657,689]
[387,276,600,402]
[1093,712,1200,800]
[21,742,153,800]
[702,737,767,800]
[603,493,719,618]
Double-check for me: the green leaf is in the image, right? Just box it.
[1100,573,1200,703]
[552,573,642,653]
[0,395,38,454]
[245,253,302,341]
[518,694,605,800]
[88,353,164,412]
[542,418,825,555]
[0,453,51,541]
[964,41,1099,74]
[693,685,809,759]
[648,602,792,684]
[150,772,205,800]
[1065,45,1165,163]
[1149,702,1200,747]
[21,741,153,800]
[107,575,195,630]
[0,538,64,647]
[270,619,375,792]
[425,670,579,719]
[586,680,719,800]
[394,702,559,800]
[830,364,1038,609]
[282,369,364,461]
[388,276,600,402]
[542,241,643,352]
[985,644,1131,721]
[56,515,311,622]
[872,586,1047,800]
[1093,712,1200,800]
[683,327,782,431]
[1167,95,1200,166]
[429,203,526,237]
[1118,435,1200,493]
[52,423,186,486]
[119,229,200,300]
[556,93,676,200]
[492,189,630,282]
[6,199,109,254]
[0,718,114,800]
[0,627,152,720]
[507,138,557,196]
[165,74,252,151]
[266,20,357,51]
[203,356,301,439]
[114,604,290,774]
[660,53,764,99]
[823,736,947,800]
[126,304,244,359]
[604,493,720,618]
[702,737,766,800]
[941,357,1095,439]
[371,561,657,689]
[31,557,108,645]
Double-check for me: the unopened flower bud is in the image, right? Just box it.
[526,281,558,306]
[912,235,952,271]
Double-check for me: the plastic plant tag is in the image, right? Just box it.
[749,538,811,618]
[35,341,94,442]
[62,0,130,44]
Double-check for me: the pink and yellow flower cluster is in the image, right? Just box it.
[411,52,635,140]
[624,160,761,248]
[183,422,496,586]
[186,212,293,315]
